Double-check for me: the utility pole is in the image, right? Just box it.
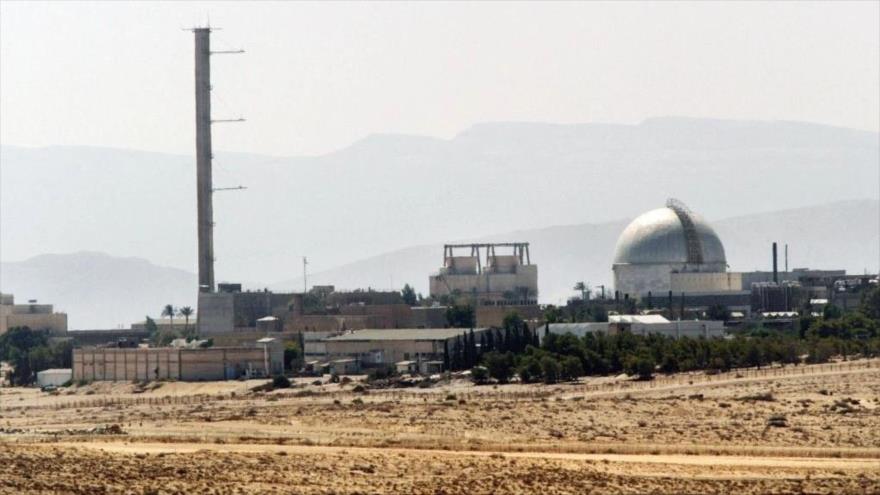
[192,26,243,294]
[302,256,308,293]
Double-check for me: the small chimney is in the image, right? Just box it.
[772,242,778,284]
[784,244,789,273]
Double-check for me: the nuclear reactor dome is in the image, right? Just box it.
[612,199,727,297]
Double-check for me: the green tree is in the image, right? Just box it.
[482,351,515,383]
[859,287,880,320]
[624,351,655,380]
[539,356,561,384]
[822,304,843,320]
[401,284,418,306]
[543,305,564,324]
[0,326,69,385]
[178,306,195,336]
[144,316,158,337]
[283,341,302,371]
[446,303,475,328]
[560,355,584,381]
[706,303,731,321]
[471,366,489,384]
[161,304,176,333]
[517,355,543,383]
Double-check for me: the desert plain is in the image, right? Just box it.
[1,359,879,494]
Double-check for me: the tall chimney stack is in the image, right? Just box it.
[194,28,215,293]
[772,242,778,284]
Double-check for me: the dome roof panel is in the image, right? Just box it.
[613,206,726,265]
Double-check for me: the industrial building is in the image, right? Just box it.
[72,338,283,382]
[610,200,858,317]
[429,243,538,305]
[543,315,725,340]
[197,284,443,335]
[0,293,68,335]
[322,327,489,368]
[612,200,732,298]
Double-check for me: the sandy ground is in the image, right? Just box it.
[2,359,879,494]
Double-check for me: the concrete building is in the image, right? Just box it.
[0,294,68,335]
[542,315,725,340]
[72,340,283,382]
[36,369,72,387]
[430,243,538,305]
[197,285,427,335]
[322,328,489,368]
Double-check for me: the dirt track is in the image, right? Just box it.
[2,359,879,494]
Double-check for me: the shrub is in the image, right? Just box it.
[471,366,489,384]
[624,353,655,381]
[540,356,560,384]
[272,375,291,389]
[517,356,542,383]
[482,351,514,383]
[366,365,396,382]
[560,356,584,381]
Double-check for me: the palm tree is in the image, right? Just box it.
[161,304,175,333]
[179,306,194,336]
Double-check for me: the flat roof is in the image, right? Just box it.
[609,314,670,324]
[325,328,487,342]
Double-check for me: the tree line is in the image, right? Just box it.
[453,287,880,384]
[0,327,72,386]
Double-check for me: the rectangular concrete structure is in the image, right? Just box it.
[323,328,489,367]
[73,344,283,382]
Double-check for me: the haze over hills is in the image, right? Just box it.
[0,252,196,330]
[1,117,877,286]
[1,199,876,329]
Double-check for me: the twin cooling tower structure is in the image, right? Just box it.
[612,199,728,298]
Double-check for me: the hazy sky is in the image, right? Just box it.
[1,1,878,156]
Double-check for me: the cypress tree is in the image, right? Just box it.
[468,328,477,367]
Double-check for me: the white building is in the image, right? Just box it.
[36,368,72,387]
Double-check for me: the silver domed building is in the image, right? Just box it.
[613,199,728,298]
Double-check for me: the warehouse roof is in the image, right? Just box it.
[609,314,670,324]
[325,328,488,342]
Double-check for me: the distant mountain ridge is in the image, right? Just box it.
[0,251,196,330]
[2,199,872,329]
[2,117,877,286]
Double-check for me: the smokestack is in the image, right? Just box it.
[772,242,778,284]
[194,28,215,293]
[785,244,789,273]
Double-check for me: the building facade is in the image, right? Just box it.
[0,293,68,335]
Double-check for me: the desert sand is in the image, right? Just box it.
[2,359,879,494]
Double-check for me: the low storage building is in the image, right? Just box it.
[542,316,725,340]
[36,368,72,387]
[323,328,489,368]
[72,340,283,382]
